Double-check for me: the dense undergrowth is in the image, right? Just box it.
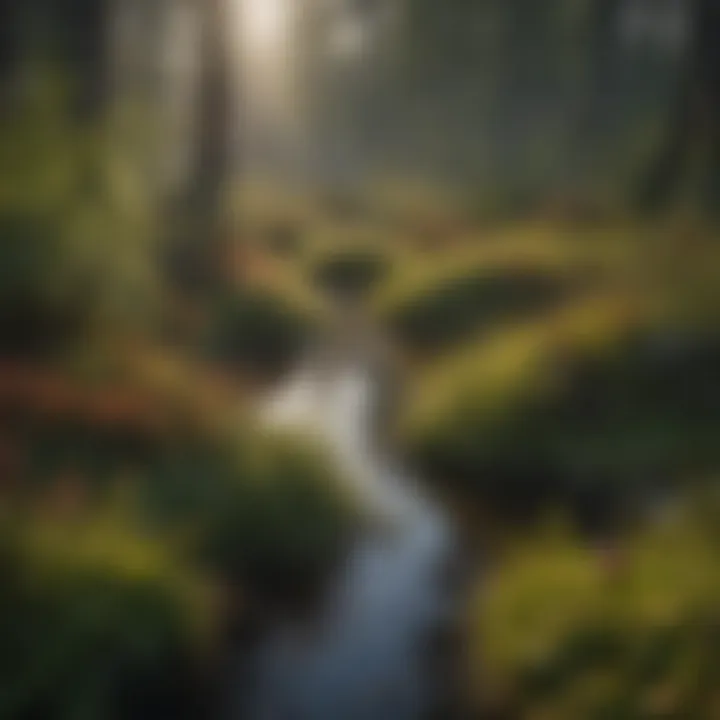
[366,214,720,716]
[0,508,213,720]
[374,226,720,528]
[0,95,357,718]
[471,496,720,719]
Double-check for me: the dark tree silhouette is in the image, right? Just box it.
[169,0,236,293]
[188,0,234,226]
[0,0,110,117]
[639,0,720,214]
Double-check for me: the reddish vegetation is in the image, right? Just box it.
[0,349,251,452]
[0,363,171,437]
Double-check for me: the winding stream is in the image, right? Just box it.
[229,349,459,719]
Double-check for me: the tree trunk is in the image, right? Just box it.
[189,0,233,222]
[0,0,22,100]
[60,0,111,118]
[171,0,236,293]
[570,0,624,195]
[638,0,720,215]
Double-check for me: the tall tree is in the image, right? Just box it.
[170,0,236,292]
[566,0,624,195]
[639,0,720,214]
[188,0,233,220]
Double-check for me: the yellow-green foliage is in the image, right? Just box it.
[0,81,161,356]
[196,429,356,594]
[471,502,720,718]
[403,294,643,441]
[402,283,720,520]
[373,228,624,356]
[8,339,356,619]
[22,408,356,599]
[0,507,211,719]
[396,225,720,521]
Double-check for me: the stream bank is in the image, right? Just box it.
[225,315,468,719]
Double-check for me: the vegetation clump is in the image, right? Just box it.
[470,501,720,719]
[206,284,324,376]
[402,281,720,526]
[0,509,212,720]
[311,242,392,299]
[373,233,613,358]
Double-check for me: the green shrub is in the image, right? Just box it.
[7,352,356,603]
[0,83,161,358]
[45,416,356,600]
[402,296,720,525]
[0,160,88,358]
[20,413,356,602]
[374,242,593,357]
[0,510,211,720]
[470,503,720,718]
[311,245,391,299]
[206,285,323,375]
[128,422,356,598]
[197,430,356,597]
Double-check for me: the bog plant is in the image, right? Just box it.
[19,403,356,603]
[0,508,212,720]
[373,238,598,358]
[470,502,720,718]
[401,291,720,525]
[0,81,161,358]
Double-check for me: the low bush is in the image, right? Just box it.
[373,236,603,358]
[0,509,212,720]
[10,397,356,603]
[205,284,324,375]
[311,245,391,299]
[1,358,357,607]
[470,501,720,718]
[401,295,720,526]
[196,430,355,598]
[0,85,162,359]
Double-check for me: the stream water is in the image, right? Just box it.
[228,351,459,720]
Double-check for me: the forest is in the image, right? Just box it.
[0,0,719,718]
